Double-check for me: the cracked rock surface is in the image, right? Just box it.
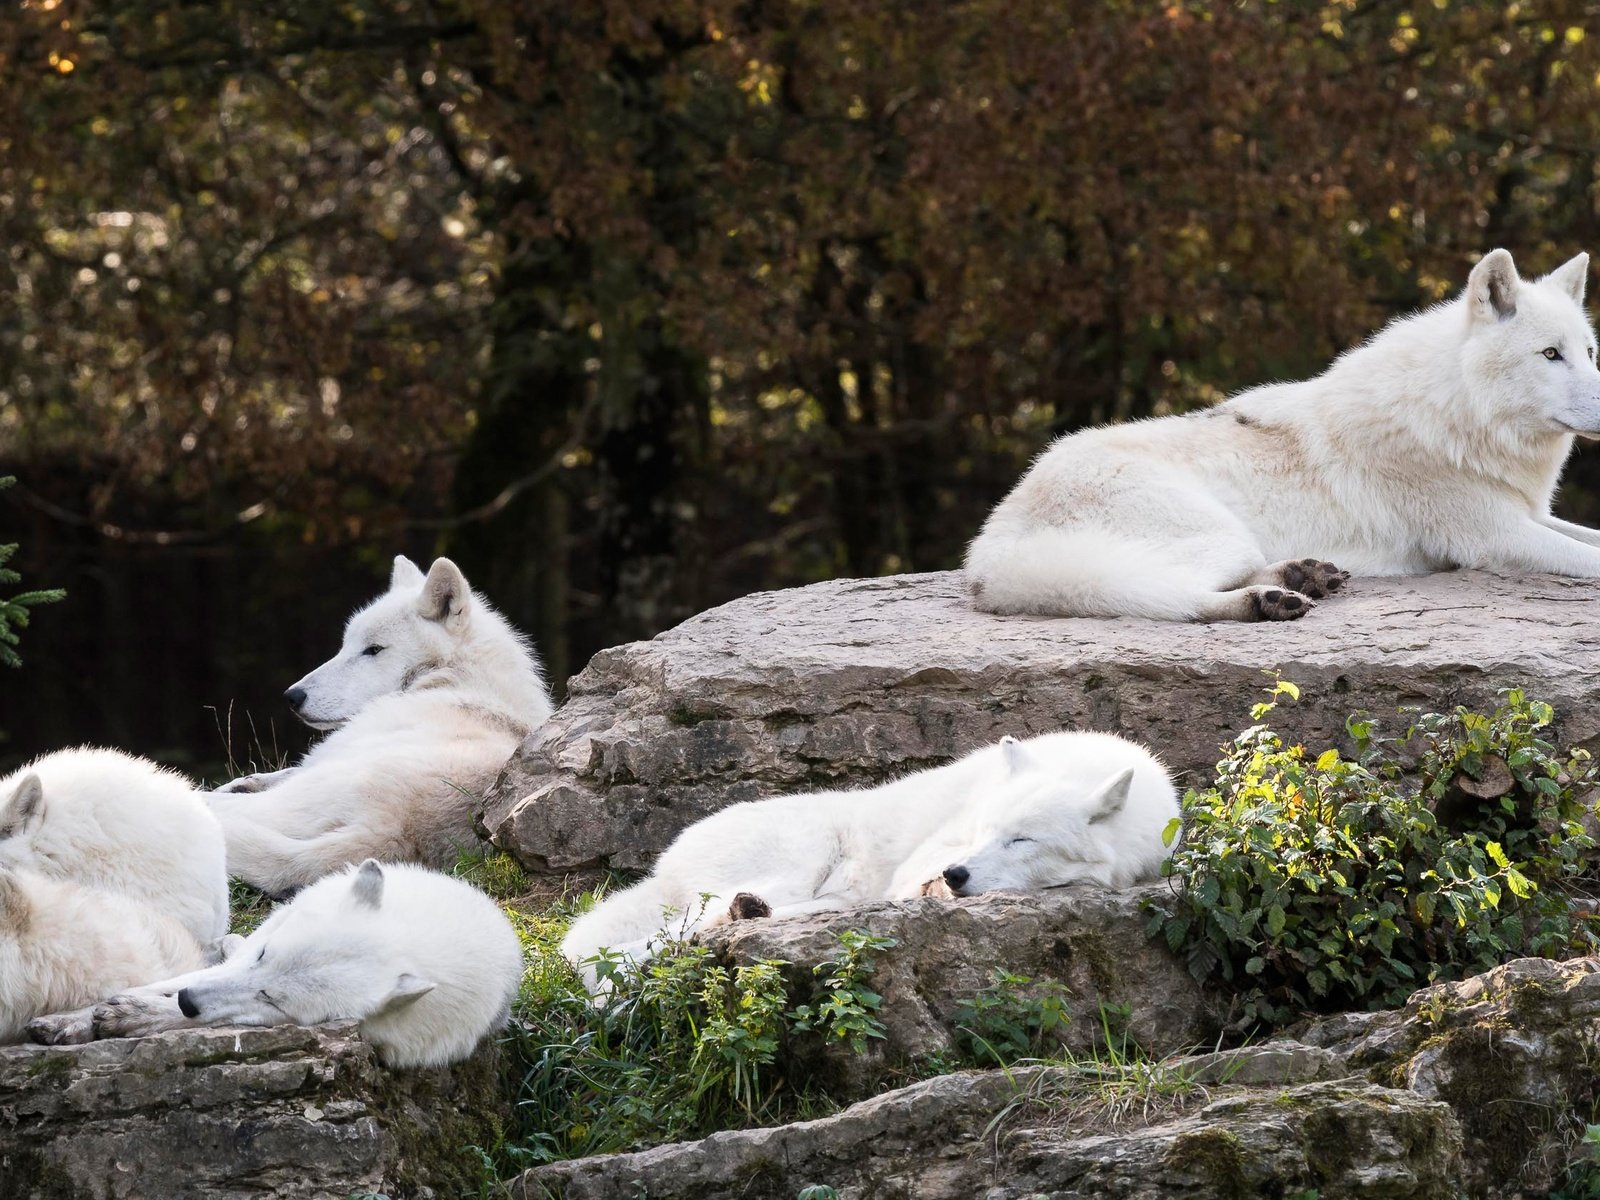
[512,1068,1462,1200]
[0,1023,505,1200]
[483,569,1600,872]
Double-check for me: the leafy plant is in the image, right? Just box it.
[0,477,64,670]
[1553,1123,1600,1200]
[1154,688,1600,1027]
[954,968,1072,1066]
[788,930,895,1055]
[501,917,894,1171]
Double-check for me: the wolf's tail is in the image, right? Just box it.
[965,524,1226,621]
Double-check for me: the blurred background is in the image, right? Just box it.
[4,1,1600,775]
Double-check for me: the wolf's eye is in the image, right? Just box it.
[362,645,384,657]
[1004,837,1034,847]
[1543,347,1563,361]
[256,947,266,963]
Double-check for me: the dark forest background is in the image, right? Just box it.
[5,1,1600,776]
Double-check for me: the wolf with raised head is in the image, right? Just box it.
[30,860,524,1068]
[0,748,228,945]
[561,731,1178,990]
[208,556,553,894]
[966,249,1600,621]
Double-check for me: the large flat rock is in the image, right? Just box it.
[483,569,1600,872]
[0,1024,505,1200]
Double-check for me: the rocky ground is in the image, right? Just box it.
[0,1023,505,1199]
[480,569,1600,872]
[10,569,1600,1198]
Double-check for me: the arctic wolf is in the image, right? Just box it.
[562,731,1177,989]
[34,860,524,1069]
[0,748,228,944]
[209,556,553,894]
[1,869,205,1043]
[966,249,1600,621]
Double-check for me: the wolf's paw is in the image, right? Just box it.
[212,775,265,795]
[92,994,179,1039]
[26,1008,95,1045]
[1247,586,1315,621]
[1279,558,1350,599]
[728,892,772,920]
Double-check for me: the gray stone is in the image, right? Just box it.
[512,1069,1462,1200]
[0,1023,505,1200]
[1309,955,1600,1198]
[1170,1039,1349,1086]
[482,569,1600,872]
[702,884,1225,1092]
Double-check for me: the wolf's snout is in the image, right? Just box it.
[942,864,970,891]
[176,988,200,1019]
[284,687,308,712]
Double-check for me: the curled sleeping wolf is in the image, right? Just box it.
[209,556,553,894]
[0,748,229,1041]
[966,248,1600,620]
[28,860,523,1069]
[562,731,1178,991]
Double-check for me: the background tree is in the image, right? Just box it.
[3,0,1599,770]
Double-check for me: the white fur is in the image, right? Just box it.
[966,249,1600,620]
[0,869,205,1043]
[209,556,553,893]
[0,748,228,944]
[62,860,525,1069]
[561,731,1178,990]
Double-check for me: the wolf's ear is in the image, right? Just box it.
[1468,248,1520,323]
[350,859,385,910]
[1086,767,1136,824]
[0,775,45,839]
[390,555,426,591]
[419,558,472,632]
[999,736,1034,778]
[375,972,436,1015]
[1545,252,1590,305]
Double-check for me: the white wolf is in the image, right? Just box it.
[31,860,525,1069]
[965,249,1600,621]
[1,869,205,1043]
[209,556,553,894]
[0,748,228,945]
[562,731,1178,989]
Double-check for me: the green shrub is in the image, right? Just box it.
[0,476,64,670]
[787,929,895,1054]
[500,910,897,1169]
[954,968,1071,1066]
[1154,686,1599,1027]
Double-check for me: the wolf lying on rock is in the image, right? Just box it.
[562,731,1178,991]
[967,248,1600,620]
[209,556,553,893]
[28,860,524,1069]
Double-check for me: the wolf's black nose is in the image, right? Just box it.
[177,988,200,1019]
[943,864,970,890]
[284,687,307,712]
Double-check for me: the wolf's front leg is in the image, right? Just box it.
[212,765,301,795]
[1481,519,1600,577]
[92,989,197,1039]
[1537,514,1600,552]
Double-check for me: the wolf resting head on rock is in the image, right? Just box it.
[561,730,1179,993]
